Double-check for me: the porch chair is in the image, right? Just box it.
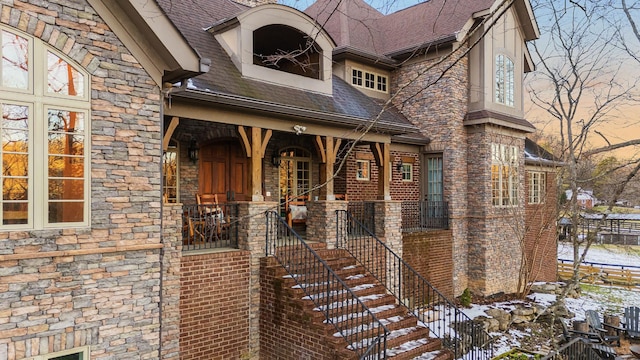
[334,194,348,201]
[558,319,617,360]
[624,306,640,339]
[285,194,308,227]
[191,194,227,242]
[585,310,622,346]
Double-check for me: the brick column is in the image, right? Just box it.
[373,201,403,257]
[161,203,183,360]
[306,200,348,249]
[237,201,277,358]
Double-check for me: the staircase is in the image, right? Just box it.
[266,243,453,360]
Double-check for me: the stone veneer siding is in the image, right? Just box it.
[466,128,525,295]
[524,170,558,282]
[391,53,470,295]
[0,2,164,359]
[402,231,454,299]
[179,250,251,359]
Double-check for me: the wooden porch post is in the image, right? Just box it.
[315,135,341,200]
[372,142,391,200]
[238,126,272,201]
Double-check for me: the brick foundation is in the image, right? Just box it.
[402,230,454,299]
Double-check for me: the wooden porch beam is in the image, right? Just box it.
[162,116,179,151]
[260,129,272,158]
[372,142,391,200]
[315,135,326,163]
[238,125,251,157]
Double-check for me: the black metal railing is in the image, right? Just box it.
[182,203,239,250]
[401,201,449,232]
[347,201,376,235]
[541,337,602,360]
[265,211,389,359]
[336,210,493,360]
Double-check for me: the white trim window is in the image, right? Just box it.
[491,144,518,206]
[0,26,90,229]
[27,345,90,360]
[401,163,413,181]
[528,171,546,204]
[495,54,514,107]
[351,67,388,93]
[356,160,370,180]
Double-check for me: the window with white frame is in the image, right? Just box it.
[0,26,90,229]
[27,345,89,360]
[401,163,412,181]
[491,144,518,206]
[528,171,546,204]
[495,54,514,107]
[351,67,388,93]
[356,160,370,180]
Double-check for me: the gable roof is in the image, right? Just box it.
[156,0,421,136]
[305,0,494,59]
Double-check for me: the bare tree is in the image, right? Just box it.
[528,0,640,291]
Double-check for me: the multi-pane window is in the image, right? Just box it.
[356,160,370,180]
[163,141,178,203]
[491,144,518,206]
[528,171,546,204]
[0,26,89,229]
[495,54,514,107]
[351,67,388,93]
[364,72,375,89]
[352,69,363,86]
[401,163,412,181]
[377,75,387,92]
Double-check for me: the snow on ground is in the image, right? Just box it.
[467,244,640,357]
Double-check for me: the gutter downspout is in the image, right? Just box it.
[158,83,166,360]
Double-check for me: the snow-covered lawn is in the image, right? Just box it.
[558,241,640,266]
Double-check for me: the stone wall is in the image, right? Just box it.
[0,2,163,359]
[391,52,470,295]
[402,230,454,299]
[179,250,251,359]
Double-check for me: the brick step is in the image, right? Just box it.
[341,327,440,359]
[324,303,408,331]
[309,293,396,319]
[328,314,420,346]
[288,274,380,298]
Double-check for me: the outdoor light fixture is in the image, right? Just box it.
[396,161,403,172]
[272,153,281,167]
[293,124,306,135]
[188,140,199,162]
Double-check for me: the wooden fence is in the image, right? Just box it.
[557,259,640,290]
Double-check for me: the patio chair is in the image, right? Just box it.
[624,306,640,340]
[556,320,617,360]
[585,310,622,347]
[193,194,227,242]
[285,194,308,228]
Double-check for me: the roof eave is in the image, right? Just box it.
[385,34,457,60]
[333,46,398,69]
[174,88,418,135]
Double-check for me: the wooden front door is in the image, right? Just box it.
[199,141,249,201]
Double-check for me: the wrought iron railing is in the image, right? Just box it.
[347,201,376,235]
[541,337,602,360]
[336,210,493,360]
[401,201,449,232]
[182,203,238,250]
[266,211,389,359]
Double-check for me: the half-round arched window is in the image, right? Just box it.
[0,25,90,229]
[253,25,322,80]
[495,54,514,107]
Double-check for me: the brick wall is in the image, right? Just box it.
[524,170,558,282]
[402,231,454,299]
[0,2,164,359]
[341,148,421,201]
[180,251,251,359]
[260,257,339,360]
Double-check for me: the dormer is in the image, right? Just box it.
[208,4,335,95]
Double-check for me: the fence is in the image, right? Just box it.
[401,201,449,231]
[557,259,640,290]
[181,203,239,250]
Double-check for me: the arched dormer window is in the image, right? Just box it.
[495,54,514,107]
[253,25,321,80]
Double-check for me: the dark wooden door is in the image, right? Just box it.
[199,141,249,201]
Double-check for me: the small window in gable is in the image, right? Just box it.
[253,24,321,80]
